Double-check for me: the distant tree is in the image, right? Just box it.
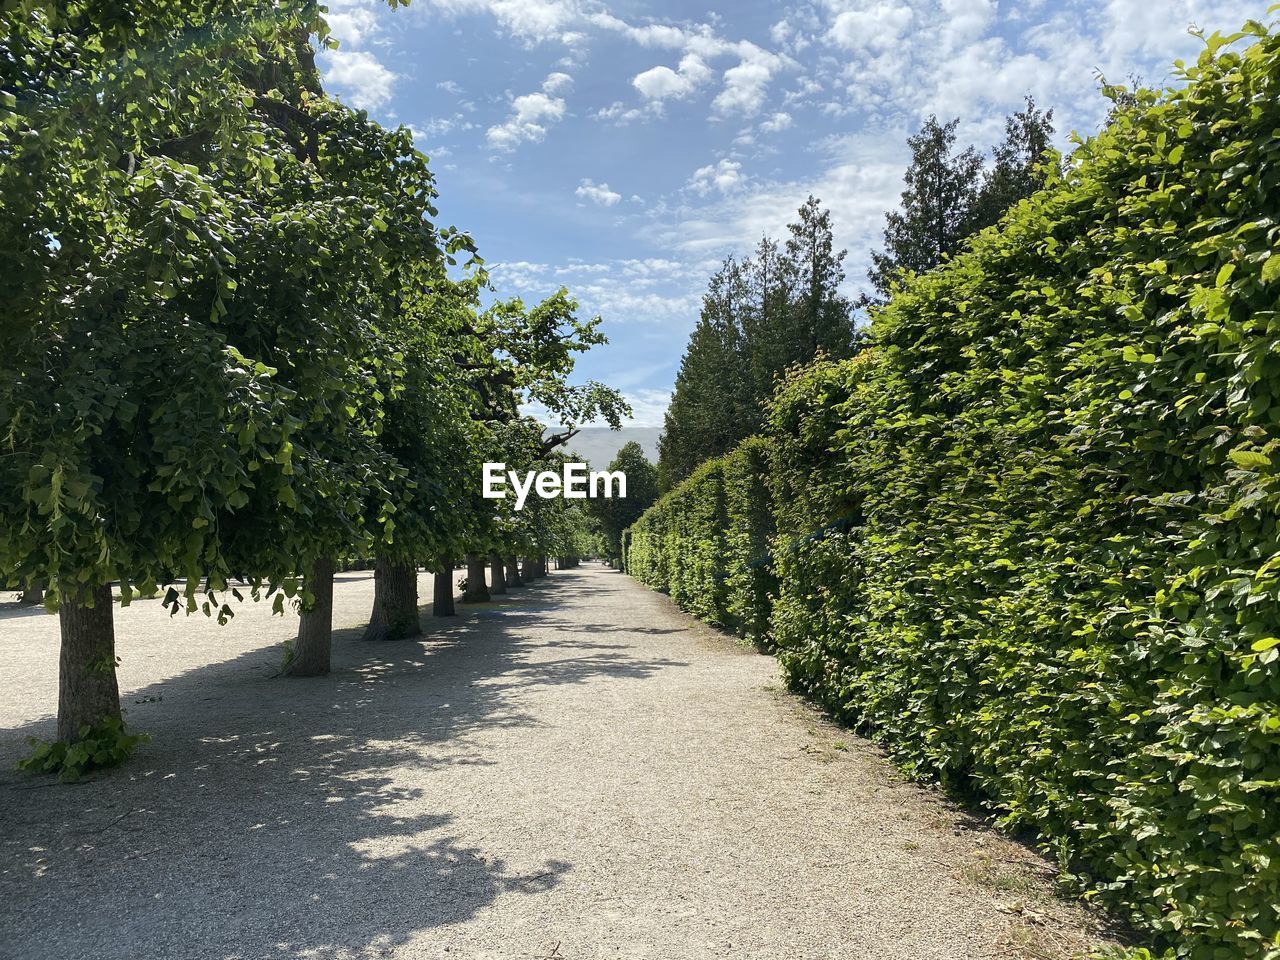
[739,238,793,403]
[784,196,855,361]
[864,103,1058,304]
[972,97,1056,229]
[592,442,659,564]
[659,197,856,489]
[865,116,984,302]
[658,259,754,488]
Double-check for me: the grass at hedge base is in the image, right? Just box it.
[626,21,1280,960]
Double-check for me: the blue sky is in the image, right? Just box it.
[319,0,1271,426]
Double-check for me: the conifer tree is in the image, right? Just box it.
[658,199,856,489]
[865,116,984,302]
[658,259,754,488]
[783,196,855,362]
[972,97,1056,229]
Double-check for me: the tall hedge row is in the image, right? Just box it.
[627,437,775,643]
[626,25,1280,960]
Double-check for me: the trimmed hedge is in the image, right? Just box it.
[628,437,774,643]
[627,24,1280,960]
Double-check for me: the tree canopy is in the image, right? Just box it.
[0,0,625,767]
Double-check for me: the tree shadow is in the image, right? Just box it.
[0,601,52,621]
[538,621,687,637]
[0,577,682,959]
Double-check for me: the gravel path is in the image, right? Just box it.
[0,565,1118,960]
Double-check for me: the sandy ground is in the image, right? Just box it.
[0,565,1120,960]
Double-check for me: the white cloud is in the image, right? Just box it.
[653,132,909,295]
[321,50,398,110]
[632,54,712,102]
[942,0,997,46]
[575,179,622,206]
[784,75,825,105]
[616,388,674,427]
[487,73,572,151]
[827,3,914,52]
[687,158,746,196]
[406,123,454,158]
[317,0,400,110]
[712,45,789,116]
[427,0,582,45]
[1096,0,1268,63]
[595,101,646,124]
[542,71,574,94]
[491,256,715,326]
[760,111,793,133]
[632,66,686,99]
[324,6,381,48]
[413,114,477,138]
[587,12,692,49]
[418,1,796,121]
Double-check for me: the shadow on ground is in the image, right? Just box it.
[0,601,52,621]
[0,575,684,960]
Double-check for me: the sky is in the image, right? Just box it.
[317,0,1272,427]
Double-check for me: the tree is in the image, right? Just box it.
[0,0,441,749]
[658,261,753,488]
[864,103,1057,303]
[591,442,660,564]
[783,196,856,362]
[659,197,856,489]
[865,116,984,302]
[360,267,485,640]
[972,96,1056,230]
[452,290,628,598]
[739,239,794,402]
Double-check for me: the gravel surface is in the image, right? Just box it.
[0,565,1119,960]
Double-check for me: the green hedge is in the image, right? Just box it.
[627,25,1280,960]
[627,437,774,642]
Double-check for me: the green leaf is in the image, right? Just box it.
[1228,449,1271,469]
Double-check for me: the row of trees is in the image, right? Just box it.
[656,99,1055,489]
[0,0,623,771]
[657,198,858,487]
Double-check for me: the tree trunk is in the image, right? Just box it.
[462,553,489,603]
[521,556,536,581]
[432,554,456,616]
[57,582,121,743]
[287,555,334,677]
[505,555,523,588]
[19,580,45,606]
[363,556,420,641]
[489,554,506,595]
